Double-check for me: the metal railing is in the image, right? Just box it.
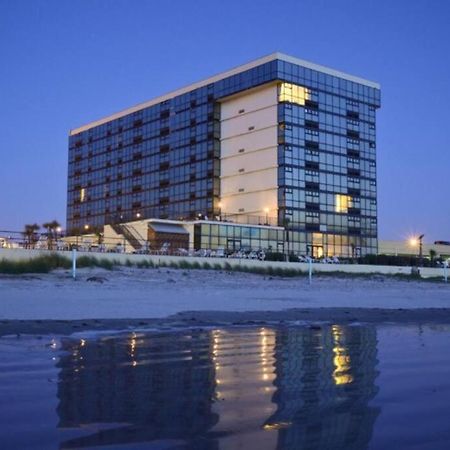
[2,229,449,267]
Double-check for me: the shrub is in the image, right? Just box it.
[265,252,285,262]
[0,254,71,274]
[178,260,192,269]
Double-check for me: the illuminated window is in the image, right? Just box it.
[278,82,311,105]
[80,188,86,202]
[335,194,352,213]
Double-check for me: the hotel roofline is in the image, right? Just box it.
[70,52,380,136]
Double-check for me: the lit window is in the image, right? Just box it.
[335,194,352,213]
[80,188,86,202]
[278,82,311,106]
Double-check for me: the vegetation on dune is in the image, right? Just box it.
[0,254,71,274]
[0,254,446,282]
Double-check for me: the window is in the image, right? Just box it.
[279,82,311,106]
[335,194,352,213]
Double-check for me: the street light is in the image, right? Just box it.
[418,234,425,266]
[409,234,425,266]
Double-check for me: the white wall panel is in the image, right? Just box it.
[220,190,278,215]
[221,105,278,139]
[221,168,277,195]
[220,84,279,218]
[221,127,277,158]
[220,85,278,120]
[221,147,277,177]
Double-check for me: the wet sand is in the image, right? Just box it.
[2,307,450,337]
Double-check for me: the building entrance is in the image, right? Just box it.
[307,245,324,258]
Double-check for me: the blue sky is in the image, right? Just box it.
[1,0,449,242]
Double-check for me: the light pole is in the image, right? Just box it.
[409,234,425,267]
[418,234,425,267]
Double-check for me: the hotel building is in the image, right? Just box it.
[67,53,380,257]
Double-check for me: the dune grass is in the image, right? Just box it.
[0,254,117,274]
[0,253,445,282]
[0,254,71,274]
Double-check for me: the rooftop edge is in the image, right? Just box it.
[70,52,380,136]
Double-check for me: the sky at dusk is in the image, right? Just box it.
[0,0,449,242]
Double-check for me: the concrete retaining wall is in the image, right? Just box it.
[0,248,447,280]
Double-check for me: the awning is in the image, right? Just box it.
[148,223,189,235]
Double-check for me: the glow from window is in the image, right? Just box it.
[80,188,86,202]
[335,194,352,213]
[278,82,311,105]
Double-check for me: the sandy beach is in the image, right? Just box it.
[1,267,450,335]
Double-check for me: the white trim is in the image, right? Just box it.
[70,52,379,135]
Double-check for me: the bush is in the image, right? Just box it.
[177,260,188,269]
[358,254,433,267]
[136,259,154,269]
[0,254,71,274]
[265,252,285,262]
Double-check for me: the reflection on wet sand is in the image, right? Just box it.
[56,325,379,449]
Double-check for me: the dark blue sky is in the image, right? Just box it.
[1,0,449,242]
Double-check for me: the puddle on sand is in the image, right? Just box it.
[1,324,450,450]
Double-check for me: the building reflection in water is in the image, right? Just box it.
[266,325,380,450]
[56,325,379,449]
[57,330,219,449]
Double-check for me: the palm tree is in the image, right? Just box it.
[429,249,437,266]
[22,224,40,249]
[42,220,61,250]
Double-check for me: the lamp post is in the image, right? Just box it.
[409,234,425,267]
[418,234,425,267]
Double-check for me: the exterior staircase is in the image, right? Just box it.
[110,223,146,252]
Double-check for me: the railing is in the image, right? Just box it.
[1,229,449,267]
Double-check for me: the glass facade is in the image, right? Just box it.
[194,222,286,254]
[67,55,380,257]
